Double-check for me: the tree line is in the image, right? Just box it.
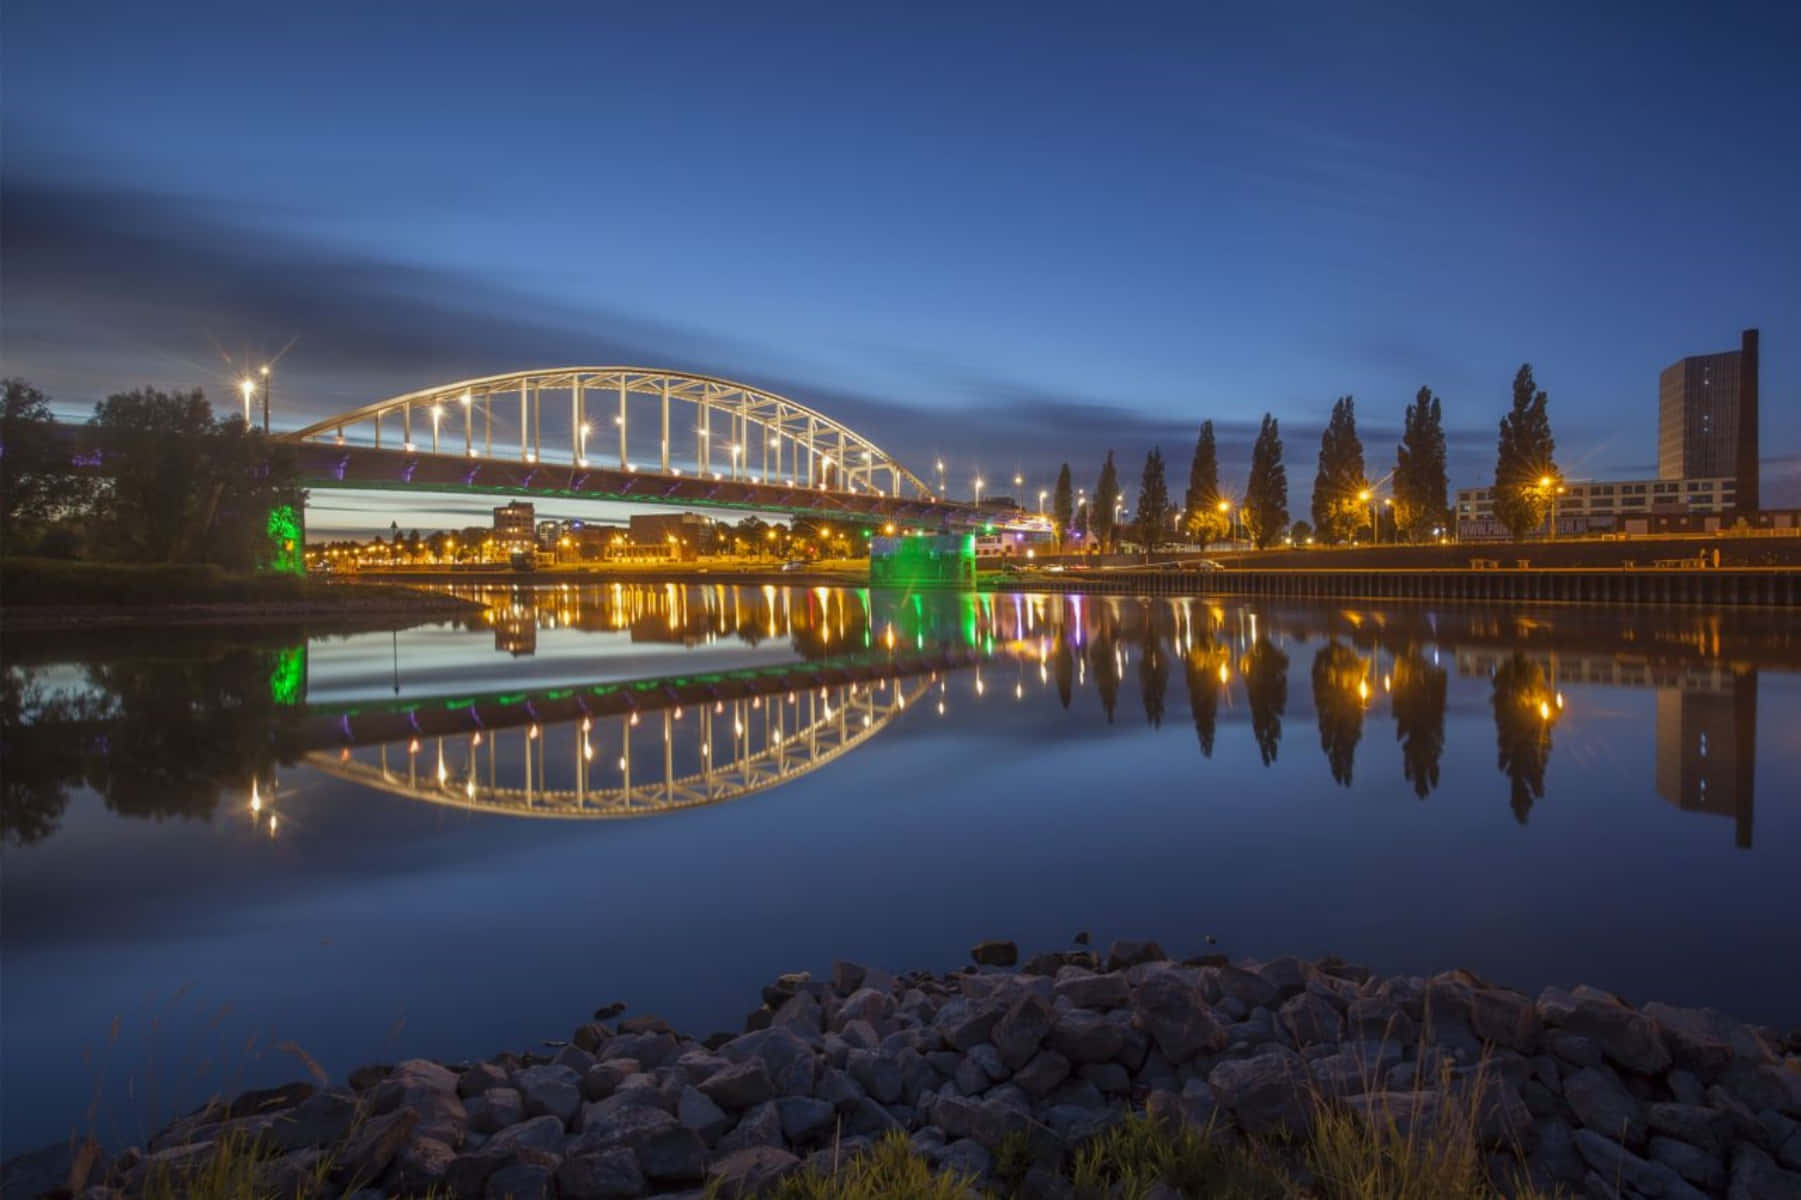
[1045,363,1561,551]
[2,379,304,570]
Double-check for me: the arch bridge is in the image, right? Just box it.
[282,368,1020,529]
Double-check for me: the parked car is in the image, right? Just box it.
[1189,559,1226,571]
[780,560,808,572]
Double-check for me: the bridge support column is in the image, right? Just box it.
[519,382,529,462]
[403,403,412,450]
[661,380,671,473]
[618,378,628,469]
[374,410,381,449]
[533,383,542,463]
[700,403,711,475]
[463,393,472,457]
[572,379,584,465]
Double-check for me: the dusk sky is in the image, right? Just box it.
[4,1,1798,534]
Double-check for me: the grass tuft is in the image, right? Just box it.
[762,1130,975,1199]
[1069,1115,1290,1200]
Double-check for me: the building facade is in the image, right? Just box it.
[1657,329,1759,513]
[1454,476,1737,540]
[492,501,536,554]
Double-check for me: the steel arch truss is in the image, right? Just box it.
[285,367,936,500]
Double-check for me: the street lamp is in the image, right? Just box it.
[974,477,984,505]
[239,378,256,426]
[935,459,946,497]
[579,422,591,467]
[430,403,443,454]
[730,442,742,481]
[1217,498,1233,543]
[259,365,271,434]
[1013,473,1024,489]
[1537,474,1566,540]
[1038,488,1048,515]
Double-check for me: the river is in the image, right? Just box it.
[3,582,1797,1151]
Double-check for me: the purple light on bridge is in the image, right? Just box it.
[401,461,418,482]
[332,455,349,481]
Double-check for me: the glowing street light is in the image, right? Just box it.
[430,403,443,454]
[973,476,984,505]
[1038,488,1048,515]
[935,459,946,497]
[239,378,256,425]
[258,364,271,434]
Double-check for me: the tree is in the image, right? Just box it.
[1394,386,1449,540]
[1135,447,1172,558]
[1310,396,1366,544]
[1243,414,1289,549]
[1052,464,1074,549]
[1094,452,1122,552]
[1183,423,1229,546]
[1138,626,1168,727]
[1072,501,1090,548]
[1243,636,1289,764]
[1289,520,1313,545]
[1311,641,1366,786]
[1392,646,1447,798]
[1,380,66,553]
[1492,364,1558,539]
[1492,651,1560,824]
[1184,640,1227,756]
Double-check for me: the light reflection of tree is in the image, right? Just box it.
[1492,652,1560,825]
[1392,647,1448,798]
[1138,627,1168,728]
[1243,638,1289,765]
[1311,641,1367,786]
[1183,641,1227,757]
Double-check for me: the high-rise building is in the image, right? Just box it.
[492,501,536,554]
[1657,328,1759,514]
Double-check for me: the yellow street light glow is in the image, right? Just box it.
[1217,663,1229,684]
[461,391,472,405]
[240,379,256,399]
[1539,475,1553,488]
[1357,679,1370,701]
[1217,500,1230,513]
[1358,489,1372,502]
[1538,700,1552,719]
[260,365,270,376]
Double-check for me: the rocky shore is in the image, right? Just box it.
[10,942,1801,1199]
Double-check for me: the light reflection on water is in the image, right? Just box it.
[2,583,1798,1150]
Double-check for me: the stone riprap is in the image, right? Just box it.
[15,945,1801,1200]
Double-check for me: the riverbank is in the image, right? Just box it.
[10,944,1797,1199]
[0,559,484,631]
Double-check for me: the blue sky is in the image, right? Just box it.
[4,1,1798,534]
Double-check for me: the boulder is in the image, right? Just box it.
[554,1147,643,1199]
[1470,988,1541,1054]
[1047,1010,1125,1064]
[1573,1129,1710,1200]
[466,1088,526,1136]
[845,1050,903,1106]
[1277,992,1344,1047]
[633,1126,706,1187]
[992,995,1055,1070]
[1537,986,1672,1076]
[706,1145,801,1199]
[1053,972,1132,1011]
[1729,1143,1801,1199]
[775,1096,836,1142]
[939,1137,993,1180]
[717,1027,817,1096]
[1648,1136,1728,1192]
[335,1106,418,1186]
[1643,1002,1771,1079]
[483,1162,553,1199]
[485,1114,566,1155]
[676,1086,731,1145]
[1213,966,1279,1012]
[714,1101,783,1155]
[698,1060,775,1110]
[1563,1066,1646,1147]
[1343,1091,1449,1141]
[1013,1050,1072,1099]
[268,1089,360,1152]
[1255,956,1314,1002]
[514,1065,584,1128]
[1105,940,1165,972]
[970,940,1019,967]
[1207,1048,1311,1136]
[1646,1103,1730,1157]
[1135,971,1228,1064]
[390,1136,458,1193]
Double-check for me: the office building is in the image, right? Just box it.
[1454,476,1737,539]
[1658,329,1759,513]
[492,501,536,554]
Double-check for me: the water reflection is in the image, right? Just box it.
[1,586,1791,847]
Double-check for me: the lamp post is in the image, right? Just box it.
[1217,498,1232,544]
[1358,489,1375,544]
[935,459,946,498]
[974,476,984,505]
[461,391,474,456]
[1038,488,1048,516]
[1538,475,1565,540]
[239,378,256,426]
[259,365,271,435]
[579,422,591,467]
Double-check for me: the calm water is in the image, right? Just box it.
[3,584,1799,1151]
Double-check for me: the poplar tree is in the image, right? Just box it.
[1135,447,1172,557]
[1183,422,1229,546]
[1052,463,1074,549]
[1492,365,1557,539]
[1310,396,1366,543]
[1243,414,1289,549]
[1094,451,1121,552]
[1394,386,1449,540]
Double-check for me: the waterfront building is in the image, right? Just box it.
[1454,476,1737,540]
[492,501,537,555]
[1659,329,1760,513]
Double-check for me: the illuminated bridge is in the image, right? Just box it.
[281,367,1025,529]
[296,645,979,818]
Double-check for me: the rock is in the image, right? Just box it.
[1729,1142,1801,1199]
[1547,1031,1605,1068]
[459,1063,511,1098]
[845,1096,903,1138]
[1529,1118,1586,1186]
[1207,1048,1311,1136]
[253,1148,326,1200]
[391,1136,458,1192]
[971,940,1019,967]
[1538,986,1672,1076]
[1256,956,1314,1001]
[1013,1050,1071,1098]
[1278,992,1345,1047]
[582,1060,639,1101]
[1669,1069,1708,1107]
[268,1089,360,1152]
[699,1060,775,1110]
[1471,988,1541,1053]
[335,1106,418,1186]
[813,1066,864,1111]
[676,1086,731,1145]
[831,961,869,995]
[1646,1103,1729,1157]
[514,1064,583,1128]
[1573,1129,1710,1200]
[770,990,824,1036]
[1047,1009,1125,1064]
[1214,966,1280,1012]
[554,1147,643,1199]
[1723,1062,1801,1117]
[1022,1165,1076,1200]
[1105,940,1165,972]
[939,1137,993,1180]
[1648,1136,1728,1192]
[991,996,1054,1074]
[486,1114,566,1155]
[1053,972,1132,1011]
[616,1014,673,1036]
[719,1103,786,1159]
[707,1145,801,1198]
[1766,1111,1801,1172]
[1079,1062,1132,1095]
[774,1095,837,1143]
[1644,1002,1770,1079]
[965,1042,1007,1083]
[444,1149,508,1199]
[348,1063,392,1091]
[717,1027,817,1097]
[846,1050,903,1105]
[1564,1066,1646,1146]
[1346,996,1416,1046]
[634,1125,707,1186]
[1309,1047,1398,1098]
[573,1102,679,1152]
[1147,1081,1220,1134]
[1135,971,1228,1064]
[1343,1091,1450,1141]
[483,1162,553,1199]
